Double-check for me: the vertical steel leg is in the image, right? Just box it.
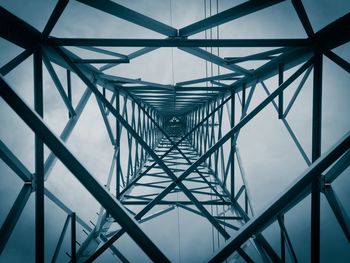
[71,212,77,262]
[278,63,284,119]
[311,50,323,263]
[34,48,45,263]
[116,90,121,198]
[67,69,72,118]
[230,92,235,200]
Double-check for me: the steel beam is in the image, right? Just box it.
[54,46,231,239]
[0,140,32,182]
[0,49,33,76]
[44,87,92,180]
[34,48,45,262]
[230,92,235,201]
[291,0,314,38]
[134,60,313,224]
[42,50,76,116]
[76,0,177,37]
[323,49,350,74]
[0,6,41,49]
[0,184,32,254]
[179,0,286,36]
[311,50,322,263]
[71,212,77,262]
[73,58,129,64]
[0,76,170,262]
[176,72,242,86]
[208,130,350,262]
[324,185,350,243]
[51,214,70,263]
[42,0,69,38]
[179,47,251,75]
[49,37,310,47]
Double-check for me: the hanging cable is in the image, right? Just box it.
[216,0,221,249]
[210,0,213,87]
[170,0,176,116]
[204,0,208,89]
[216,0,220,84]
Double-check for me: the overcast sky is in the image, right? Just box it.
[0,0,350,262]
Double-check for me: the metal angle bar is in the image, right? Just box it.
[51,214,71,263]
[179,0,286,36]
[121,200,232,205]
[176,204,239,231]
[283,66,313,118]
[179,47,251,75]
[128,47,158,60]
[278,63,284,119]
[0,6,41,49]
[44,188,91,231]
[231,47,312,93]
[76,0,177,37]
[0,76,170,262]
[42,0,69,38]
[324,185,350,243]
[237,249,254,263]
[260,81,311,165]
[0,49,33,76]
[311,51,322,263]
[119,95,232,198]
[67,70,72,118]
[77,46,128,59]
[44,87,92,180]
[291,0,314,38]
[0,184,32,254]
[71,212,77,262]
[208,130,350,262]
[323,49,350,74]
[139,206,176,224]
[324,149,350,183]
[85,230,124,263]
[313,12,350,51]
[0,140,32,182]
[277,216,298,263]
[42,50,76,116]
[120,94,234,197]
[230,92,235,199]
[100,47,158,71]
[49,37,310,47]
[34,48,45,262]
[103,74,174,91]
[137,60,313,220]
[255,235,282,263]
[225,47,289,64]
[73,58,130,64]
[95,95,115,145]
[236,147,254,216]
[99,235,129,263]
[54,46,231,239]
[210,80,232,87]
[176,72,241,86]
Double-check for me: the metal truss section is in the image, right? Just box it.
[0,1,349,262]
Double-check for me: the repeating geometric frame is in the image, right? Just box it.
[0,0,349,262]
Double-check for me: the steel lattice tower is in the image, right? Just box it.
[0,0,350,262]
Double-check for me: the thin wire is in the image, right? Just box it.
[170,0,175,116]
[216,0,220,83]
[204,0,208,89]
[210,0,213,87]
